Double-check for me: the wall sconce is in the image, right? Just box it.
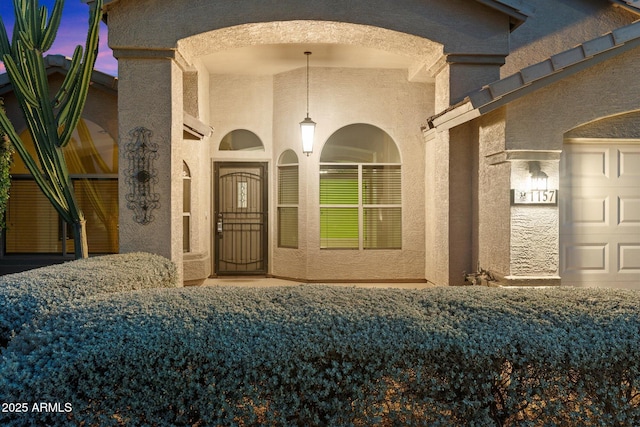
[300,51,315,156]
[528,161,548,191]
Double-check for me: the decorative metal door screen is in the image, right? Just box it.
[214,163,268,275]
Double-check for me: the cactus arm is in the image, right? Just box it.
[1,0,97,257]
[41,0,64,52]
[58,0,101,147]
[30,47,60,145]
[8,47,59,183]
[2,54,39,107]
[0,18,11,56]
[53,46,82,111]
[0,110,71,222]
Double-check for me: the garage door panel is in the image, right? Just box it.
[565,148,609,179]
[618,147,640,180]
[619,244,640,271]
[619,196,640,225]
[562,195,608,226]
[562,242,608,272]
[561,141,640,288]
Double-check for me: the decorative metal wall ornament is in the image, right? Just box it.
[125,127,160,225]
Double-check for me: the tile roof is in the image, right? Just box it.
[0,54,118,95]
[425,19,640,132]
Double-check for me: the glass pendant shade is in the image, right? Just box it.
[300,116,316,155]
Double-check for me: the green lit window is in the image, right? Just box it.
[319,124,401,250]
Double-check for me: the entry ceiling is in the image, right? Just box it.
[198,43,423,78]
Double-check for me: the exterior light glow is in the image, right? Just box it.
[300,51,315,156]
[528,161,548,191]
[300,116,315,155]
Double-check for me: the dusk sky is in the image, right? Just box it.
[0,0,117,76]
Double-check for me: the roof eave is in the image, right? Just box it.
[424,20,640,134]
[609,0,640,16]
[474,0,535,30]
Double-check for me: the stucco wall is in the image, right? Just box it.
[565,110,640,139]
[117,58,185,283]
[504,46,640,151]
[182,135,212,284]
[106,0,509,58]
[205,67,429,280]
[209,74,274,161]
[477,110,511,278]
[270,67,430,281]
[503,0,638,77]
[509,160,559,277]
[449,123,477,285]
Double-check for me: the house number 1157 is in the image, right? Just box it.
[511,189,558,205]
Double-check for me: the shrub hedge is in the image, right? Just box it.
[0,285,638,426]
[0,252,178,348]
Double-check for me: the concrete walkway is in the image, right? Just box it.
[203,277,438,289]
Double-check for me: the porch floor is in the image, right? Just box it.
[203,277,438,289]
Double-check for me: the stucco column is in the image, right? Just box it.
[507,153,562,285]
[425,124,477,286]
[427,55,505,286]
[424,129,450,285]
[434,54,505,111]
[483,149,562,285]
[116,54,184,283]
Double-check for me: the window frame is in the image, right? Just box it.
[319,162,402,250]
[277,151,299,249]
[5,174,118,256]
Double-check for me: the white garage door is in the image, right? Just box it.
[560,141,640,289]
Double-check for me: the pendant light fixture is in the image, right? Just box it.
[300,51,316,156]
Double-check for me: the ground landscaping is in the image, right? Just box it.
[0,255,638,426]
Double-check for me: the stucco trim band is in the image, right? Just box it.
[113,48,196,72]
[486,150,562,165]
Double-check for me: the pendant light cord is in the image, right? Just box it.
[305,51,311,118]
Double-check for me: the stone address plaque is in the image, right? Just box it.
[511,189,558,205]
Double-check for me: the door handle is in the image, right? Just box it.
[217,214,223,234]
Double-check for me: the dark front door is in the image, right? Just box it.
[214,162,268,275]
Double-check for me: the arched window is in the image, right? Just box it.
[278,150,299,248]
[6,118,118,255]
[219,129,264,151]
[183,161,192,253]
[320,124,401,249]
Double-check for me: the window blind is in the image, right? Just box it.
[320,207,359,249]
[6,179,119,254]
[362,165,401,204]
[5,181,60,253]
[320,164,402,250]
[278,207,298,248]
[278,165,299,248]
[74,179,119,254]
[320,166,358,205]
[278,166,299,205]
[364,207,402,249]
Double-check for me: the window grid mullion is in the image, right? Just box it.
[358,164,363,250]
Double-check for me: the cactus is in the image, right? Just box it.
[0,0,103,259]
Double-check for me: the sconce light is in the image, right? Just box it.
[528,161,548,191]
[300,51,315,156]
